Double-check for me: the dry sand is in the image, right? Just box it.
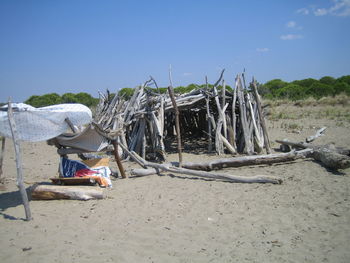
[0,104,350,263]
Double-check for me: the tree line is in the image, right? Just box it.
[119,75,350,101]
[259,75,350,100]
[15,75,350,108]
[24,92,99,108]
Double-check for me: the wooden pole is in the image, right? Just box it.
[252,79,271,154]
[0,137,5,183]
[231,81,237,149]
[205,76,213,153]
[111,140,126,178]
[7,101,32,221]
[236,75,253,154]
[168,86,183,166]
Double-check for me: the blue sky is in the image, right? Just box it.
[0,0,349,102]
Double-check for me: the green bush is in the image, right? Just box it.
[334,82,350,95]
[292,78,318,88]
[61,93,79,103]
[275,84,307,101]
[320,76,336,85]
[337,75,350,86]
[307,82,334,99]
[261,75,350,100]
[74,92,99,107]
[262,79,288,97]
[25,93,62,107]
[25,92,99,108]
[174,84,198,94]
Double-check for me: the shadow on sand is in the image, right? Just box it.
[0,186,32,221]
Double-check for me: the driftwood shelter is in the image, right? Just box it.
[93,71,271,163]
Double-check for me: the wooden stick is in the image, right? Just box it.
[205,76,213,152]
[246,93,263,152]
[214,87,228,141]
[237,75,253,154]
[0,137,5,183]
[7,101,32,221]
[111,140,126,178]
[220,134,237,155]
[65,117,78,133]
[276,139,308,149]
[221,79,226,111]
[117,141,146,168]
[231,83,237,149]
[252,79,271,154]
[306,127,327,143]
[168,86,183,166]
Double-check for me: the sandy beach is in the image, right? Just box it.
[0,103,349,263]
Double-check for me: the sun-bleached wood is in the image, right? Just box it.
[7,102,32,221]
[31,184,104,200]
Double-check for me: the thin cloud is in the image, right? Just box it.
[287,21,296,28]
[280,34,303,40]
[286,21,303,30]
[299,0,350,17]
[297,8,309,15]
[329,0,350,16]
[256,48,269,52]
[314,8,328,16]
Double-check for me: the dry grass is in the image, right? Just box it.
[265,94,350,122]
[265,93,349,107]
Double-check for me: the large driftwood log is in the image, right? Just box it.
[31,184,104,200]
[312,148,350,170]
[120,144,281,184]
[276,139,350,170]
[276,139,350,156]
[181,149,312,171]
[130,165,281,184]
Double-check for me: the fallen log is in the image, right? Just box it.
[131,165,282,184]
[276,139,349,155]
[276,139,350,170]
[311,148,350,170]
[181,149,312,171]
[31,184,104,200]
[122,146,282,184]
